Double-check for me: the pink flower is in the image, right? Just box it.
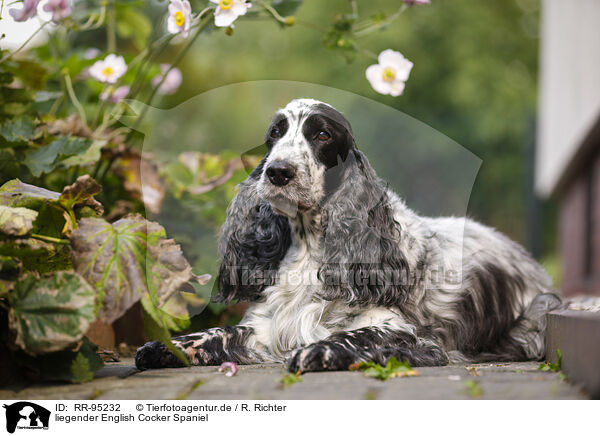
[403,0,430,5]
[43,0,72,22]
[9,0,39,22]
[83,48,101,60]
[151,64,183,95]
[100,85,130,103]
[218,362,238,376]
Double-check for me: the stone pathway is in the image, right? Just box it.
[0,360,586,400]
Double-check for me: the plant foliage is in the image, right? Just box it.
[350,357,419,381]
[0,0,431,384]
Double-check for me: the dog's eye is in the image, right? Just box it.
[317,131,330,141]
[270,127,281,139]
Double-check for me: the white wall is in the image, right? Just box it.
[536,0,600,197]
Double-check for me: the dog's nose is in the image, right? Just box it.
[266,161,296,186]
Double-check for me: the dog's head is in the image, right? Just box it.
[256,99,355,217]
[216,98,409,306]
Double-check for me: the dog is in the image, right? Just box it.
[135,98,561,373]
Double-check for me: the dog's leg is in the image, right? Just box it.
[135,326,272,370]
[287,325,448,373]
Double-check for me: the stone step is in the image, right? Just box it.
[546,309,600,399]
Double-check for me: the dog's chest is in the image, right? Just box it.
[242,221,353,356]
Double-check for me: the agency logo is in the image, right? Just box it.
[3,402,50,434]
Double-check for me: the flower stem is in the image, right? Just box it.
[353,5,408,37]
[0,21,51,63]
[62,70,88,128]
[30,233,71,245]
[80,2,106,31]
[256,0,287,24]
[350,0,358,18]
[106,0,116,52]
[126,33,174,103]
[355,43,378,60]
[126,13,212,138]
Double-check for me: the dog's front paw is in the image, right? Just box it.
[287,342,350,373]
[135,340,186,370]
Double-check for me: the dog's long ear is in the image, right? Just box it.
[318,149,410,306]
[214,157,292,303]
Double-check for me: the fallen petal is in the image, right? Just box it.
[219,361,238,376]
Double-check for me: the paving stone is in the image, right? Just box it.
[0,360,586,400]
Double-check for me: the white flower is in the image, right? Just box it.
[100,85,130,103]
[43,0,72,22]
[167,0,192,38]
[151,64,183,95]
[209,0,251,28]
[365,49,413,97]
[9,0,39,22]
[89,54,127,84]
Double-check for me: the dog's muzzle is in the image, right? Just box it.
[266,160,296,187]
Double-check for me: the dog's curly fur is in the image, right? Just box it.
[135,99,561,373]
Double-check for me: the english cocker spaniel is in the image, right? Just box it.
[135,98,561,373]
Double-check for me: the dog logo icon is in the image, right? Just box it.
[3,402,50,433]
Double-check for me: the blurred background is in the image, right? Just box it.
[167,0,545,255]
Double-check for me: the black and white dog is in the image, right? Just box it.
[136,98,561,373]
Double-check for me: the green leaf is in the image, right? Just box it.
[0,177,103,236]
[538,349,563,373]
[1,103,29,117]
[61,139,105,169]
[59,175,104,216]
[278,371,303,387]
[0,116,36,145]
[70,352,95,383]
[0,71,14,85]
[141,300,189,367]
[271,0,304,16]
[353,357,418,381]
[8,271,96,355]
[0,177,103,214]
[23,136,92,177]
[14,337,103,383]
[32,204,67,239]
[0,149,21,183]
[2,60,47,90]
[0,255,21,296]
[0,205,38,236]
[0,179,60,209]
[464,380,484,398]
[70,215,195,324]
[163,295,194,330]
[0,237,71,273]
